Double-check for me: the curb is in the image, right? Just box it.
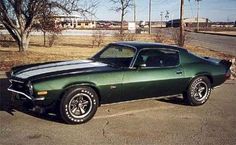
[197,31,236,37]
[0,71,7,78]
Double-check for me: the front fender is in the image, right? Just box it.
[62,82,101,105]
[63,81,97,90]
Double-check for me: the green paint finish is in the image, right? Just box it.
[9,42,231,108]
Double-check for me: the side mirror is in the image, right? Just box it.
[139,63,146,67]
[134,63,146,69]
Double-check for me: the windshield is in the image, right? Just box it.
[92,44,136,68]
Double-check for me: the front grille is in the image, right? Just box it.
[12,81,24,89]
[8,79,34,100]
[10,80,30,96]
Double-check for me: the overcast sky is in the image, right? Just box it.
[93,0,236,22]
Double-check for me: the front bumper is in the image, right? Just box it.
[7,79,45,101]
[8,85,45,101]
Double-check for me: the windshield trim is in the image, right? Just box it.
[91,43,138,68]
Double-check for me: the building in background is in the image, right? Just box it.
[166,17,209,27]
[210,22,234,28]
[53,15,96,29]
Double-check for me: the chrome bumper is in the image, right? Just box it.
[8,84,33,100]
[7,85,45,101]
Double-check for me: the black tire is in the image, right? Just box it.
[185,76,211,106]
[59,86,99,124]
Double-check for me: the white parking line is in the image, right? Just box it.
[94,105,175,119]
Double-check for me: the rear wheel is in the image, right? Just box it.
[184,76,211,106]
[59,86,98,124]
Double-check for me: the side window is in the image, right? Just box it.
[135,48,179,67]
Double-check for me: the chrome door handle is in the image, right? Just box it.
[176,70,183,74]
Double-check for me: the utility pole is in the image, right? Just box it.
[160,12,164,28]
[133,0,136,33]
[171,14,174,27]
[196,0,201,32]
[180,0,184,47]
[165,10,169,28]
[133,0,136,23]
[149,0,151,34]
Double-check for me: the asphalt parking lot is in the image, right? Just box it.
[0,76,236,145]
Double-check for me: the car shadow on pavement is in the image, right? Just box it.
[0,78,64,124]
[156,95,189,106]
[0,78,15,115]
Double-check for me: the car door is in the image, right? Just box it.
[121,48,187,101]
[92,70,125,104]
[91,44,137,104]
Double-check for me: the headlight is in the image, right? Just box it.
[27,81,33,96]
[10,71,14,76]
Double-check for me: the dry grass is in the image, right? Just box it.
[0,34,234,71]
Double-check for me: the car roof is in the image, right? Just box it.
[111,41,187,52]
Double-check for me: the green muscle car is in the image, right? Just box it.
[8,42,232,124]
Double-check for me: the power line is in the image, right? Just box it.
[188,0,194,18]
[152,0,167,5]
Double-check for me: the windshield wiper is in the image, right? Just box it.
[101,61,118,68]
[88,57,95,61]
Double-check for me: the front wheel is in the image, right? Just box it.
[59,86,99,124]
[184,76,211,106]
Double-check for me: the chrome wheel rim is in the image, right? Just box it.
[193,81,208,101]
[68,93,93,118]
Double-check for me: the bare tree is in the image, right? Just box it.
[36,15,62,47]
[110,0,132,34]
[33,3,62,47]
[0,0,97,52]
[153,29,165,43]
[171,28,190,46]
[92,30,106,47]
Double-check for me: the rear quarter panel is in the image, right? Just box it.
[180,50,226,88]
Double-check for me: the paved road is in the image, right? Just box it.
[0,75,236,145]
[187,32,236,56]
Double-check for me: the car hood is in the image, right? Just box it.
[11,60,115,81]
